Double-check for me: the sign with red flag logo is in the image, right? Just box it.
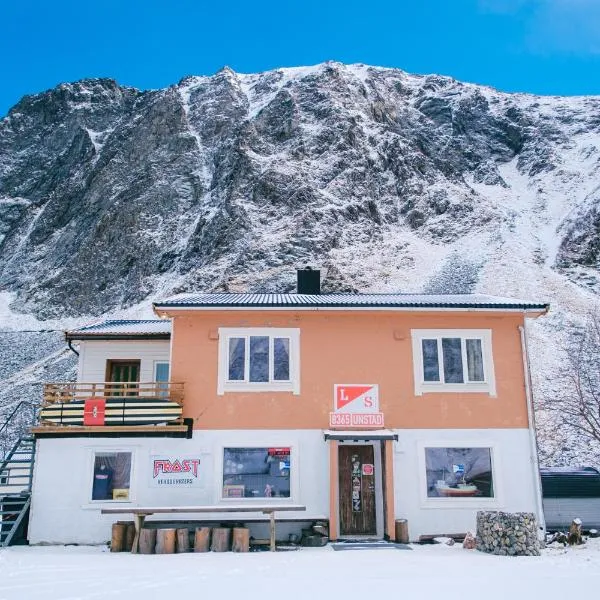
[329,384,384,428]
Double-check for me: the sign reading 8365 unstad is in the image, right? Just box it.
[329,384,384,428]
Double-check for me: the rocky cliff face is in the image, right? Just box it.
[1,62,599,463]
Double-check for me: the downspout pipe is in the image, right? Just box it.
[67,338,80,357]
[519,323,546,537]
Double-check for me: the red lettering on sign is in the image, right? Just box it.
[153,459,200,478]
[336,386,374,410]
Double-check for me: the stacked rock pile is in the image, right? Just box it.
[476,511,540,556]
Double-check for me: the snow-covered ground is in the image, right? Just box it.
[1,541,599,600]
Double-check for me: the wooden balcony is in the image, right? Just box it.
[43,381,185,404]
[35,382,186,432]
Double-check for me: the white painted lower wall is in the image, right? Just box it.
[393,429,543,540]
[28,428,542,545]
[28,430,329,545]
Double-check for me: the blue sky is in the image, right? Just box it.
[2,0,599,116]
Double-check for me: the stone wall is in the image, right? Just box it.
[476,511,541,556]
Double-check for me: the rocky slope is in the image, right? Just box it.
[1,62,599,464]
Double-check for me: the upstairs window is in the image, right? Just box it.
[218,328,300,394]
[411,330,496,396]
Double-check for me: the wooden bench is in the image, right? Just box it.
[101,504,307,553]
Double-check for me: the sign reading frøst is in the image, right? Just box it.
[329,384,384,428]
[150,456,201,487]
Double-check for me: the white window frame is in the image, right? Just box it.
[87,448,135,505]
[216,443,297,504]
[418,441,502,508]
[411,329,496,396]
[153,361,170,382]
[217,327,300,395]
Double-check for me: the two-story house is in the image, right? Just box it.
[27,269,549,544]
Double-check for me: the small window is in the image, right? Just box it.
[412,330,495,395]
[222,447,291,499]
[425,447,494,498]
[91,452,132,501]
[218,328,300,394]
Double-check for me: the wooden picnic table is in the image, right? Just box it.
[101,504,307,553]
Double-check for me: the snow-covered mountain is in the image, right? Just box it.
[1,62,599,464]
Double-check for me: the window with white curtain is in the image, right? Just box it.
[218,328,300,394]
[411,329,496,396]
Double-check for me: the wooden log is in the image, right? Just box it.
[156,528,177,554]
[176,528,190,553]
[568,518,583,546]
[111,522,127,552]
[194,527,211,552]
[138,528,157,554]
[125,522,136,552]
[395,519,409,544]
[232,527,250,552]
[211,527,231,552]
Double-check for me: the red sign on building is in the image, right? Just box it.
[83,398,106,426]
[329,384,384,428]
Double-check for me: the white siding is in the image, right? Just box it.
[77,340,170,383]
[28,428,542,545]
[28,430,328,545]
[393,428,542,540]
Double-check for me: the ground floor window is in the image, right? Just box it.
[425,447,494,498]
[91,452,132,501]
[222,447,291,499]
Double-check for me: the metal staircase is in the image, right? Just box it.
[0,402,37,547]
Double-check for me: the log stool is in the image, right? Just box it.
[211,527,231,552]
[232,527,250,552]
[156,528,177,554]
[139,528,157,554]
[194,527,211,552]
[176,528,190,553]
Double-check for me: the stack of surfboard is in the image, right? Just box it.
[39,397,183,427]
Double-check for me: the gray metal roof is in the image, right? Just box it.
[153,293,549,311]
[66,319,171,341]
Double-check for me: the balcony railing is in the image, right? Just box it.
[39,382,185,428]
[43,382,185,404]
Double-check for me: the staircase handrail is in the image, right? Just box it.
[0,401,38,437]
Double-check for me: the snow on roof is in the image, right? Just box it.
[154,293,549,311]
[66,319,171,340]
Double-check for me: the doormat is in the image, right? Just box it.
[331,541,412,551]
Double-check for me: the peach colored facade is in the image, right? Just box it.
[162,309,532,430]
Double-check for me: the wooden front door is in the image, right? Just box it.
[339,445,377,536]
[106,360,140,396]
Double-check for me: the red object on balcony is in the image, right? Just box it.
[84,398,106,426]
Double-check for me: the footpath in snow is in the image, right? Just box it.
[1,540,599,600]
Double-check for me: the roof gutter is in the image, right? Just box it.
[153,305,549,314]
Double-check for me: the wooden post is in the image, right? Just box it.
[156,529,177,554]
[138,528,157,554]
[194,527,211,552]
[176,528,190,553]
[211,527,231,552]
[269,511,276,552]
[111,522,127,552]
[395,519,409,544]
[232,527,250,552]
[131,514,146,554]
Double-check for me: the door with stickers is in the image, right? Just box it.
[338,445,376,536]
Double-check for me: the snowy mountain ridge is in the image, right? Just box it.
[1,62,600,465]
